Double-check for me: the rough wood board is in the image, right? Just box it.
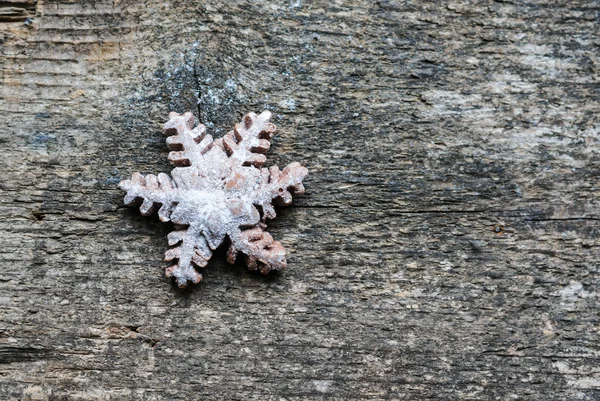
[0,0,599,400]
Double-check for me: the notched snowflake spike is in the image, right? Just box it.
[119,172,177,220]
[276,162,308,204]
[163,111,194,134]
[221,111,277,167]
[164,229,212,287]
[167,230,186,246]
[119,110,307,288]
[165,264,202,288]
[254,162,308,219]
[245,153,267,167]
[228,227,287,274]
[163,112,211,167]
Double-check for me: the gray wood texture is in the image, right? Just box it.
[1,0,599,399]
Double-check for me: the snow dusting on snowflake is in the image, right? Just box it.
[119,111,308,287]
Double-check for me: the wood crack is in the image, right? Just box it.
[0,0,36,22]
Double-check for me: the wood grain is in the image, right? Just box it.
[1,0,599,399]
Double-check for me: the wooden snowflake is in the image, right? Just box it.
[119,111,308,287]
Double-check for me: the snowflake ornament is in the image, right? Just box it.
[120,111,308,287]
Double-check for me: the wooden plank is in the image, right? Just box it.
[0,0,599,399]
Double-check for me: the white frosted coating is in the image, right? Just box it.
[120,111,308,287]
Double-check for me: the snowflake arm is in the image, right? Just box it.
[164,225,211,287]
[216,110,276,168]
[119,172,178,222]
[227,226,286,274]
[254,163,309,220]
[163,111,213,167]
[222,163,307,274]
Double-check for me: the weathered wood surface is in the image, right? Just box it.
[1,0,599,399]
